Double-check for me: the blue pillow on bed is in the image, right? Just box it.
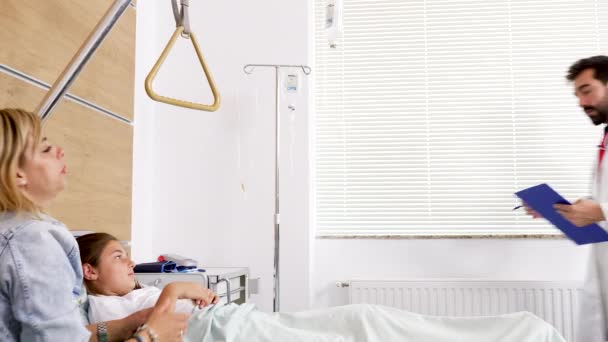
[134,260,177,273]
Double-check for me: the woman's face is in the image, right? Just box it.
[91,240,136,296]
[17,135,67,207]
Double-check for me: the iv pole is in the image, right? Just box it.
[243,64,311,312]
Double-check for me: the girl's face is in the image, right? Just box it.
[85,240,136,296]
[17,135,67,207]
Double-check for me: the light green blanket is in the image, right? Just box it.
[184,303,566,342]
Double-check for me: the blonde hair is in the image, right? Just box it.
[0,108,43,213]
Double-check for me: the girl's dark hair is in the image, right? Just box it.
[76,232,118,268]
[76,232,141,294]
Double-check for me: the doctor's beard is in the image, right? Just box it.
[584,105,608,126]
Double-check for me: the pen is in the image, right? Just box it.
[512,205,524,211]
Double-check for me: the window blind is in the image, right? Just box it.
[314,0,608,236]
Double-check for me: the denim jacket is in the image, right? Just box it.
[0,212,90,341]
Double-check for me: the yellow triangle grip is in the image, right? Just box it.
[145,26,221,112]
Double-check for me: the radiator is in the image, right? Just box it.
[346,280,582,342]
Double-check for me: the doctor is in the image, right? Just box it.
[527,55,608,341]
[557,56,608,228]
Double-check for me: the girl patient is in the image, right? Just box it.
[76,233,219,324]
[78,233,566,342]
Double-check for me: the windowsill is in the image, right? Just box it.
[316,234,565,240]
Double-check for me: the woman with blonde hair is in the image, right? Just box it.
[0,108,187,342]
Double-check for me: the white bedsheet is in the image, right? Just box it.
[184,303,566,342]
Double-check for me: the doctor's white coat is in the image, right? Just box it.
[582,134,608,342]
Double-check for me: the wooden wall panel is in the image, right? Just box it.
[0,0,135,119]
[0,73,133,241]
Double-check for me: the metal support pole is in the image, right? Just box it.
[36,0,132,121]
[243,64,311,312]
[273,65,281,313]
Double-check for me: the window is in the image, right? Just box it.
[313,0,608,236]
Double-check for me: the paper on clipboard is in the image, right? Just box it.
[515,183,608,245]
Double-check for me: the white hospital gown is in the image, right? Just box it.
[87,286,195,323]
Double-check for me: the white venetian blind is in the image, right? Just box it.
[314,0,608,236]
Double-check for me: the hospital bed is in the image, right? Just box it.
[134,267,249,305]
[77,272,566,342]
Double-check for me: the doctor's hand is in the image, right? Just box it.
[522,202,542,219]
[554,199,606,227]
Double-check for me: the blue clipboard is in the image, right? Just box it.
[515,183,608,245]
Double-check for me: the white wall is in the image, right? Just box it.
[132,0,591,314]
[132,0,312,312]
[312,239,589,308]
